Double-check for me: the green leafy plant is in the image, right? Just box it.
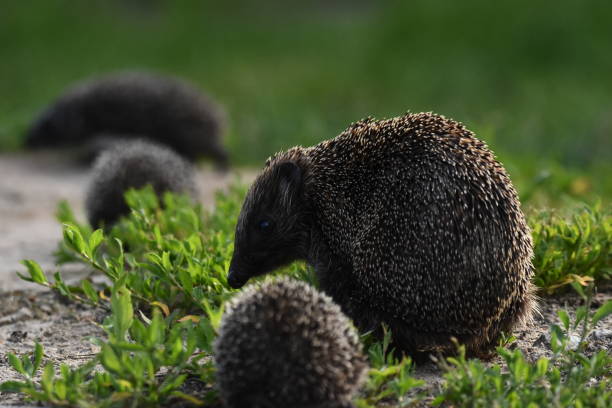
[530,202,611,293]
[356,327,425,407]
[52,186,238,315]
[1,285,218,407]
[3,187,240,406]
[434,284,612,408]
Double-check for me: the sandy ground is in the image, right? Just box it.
[0,153,610,407]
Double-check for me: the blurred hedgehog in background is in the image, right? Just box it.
[25,72,228,168]
[85,139,198,228]
[214,278,368,408]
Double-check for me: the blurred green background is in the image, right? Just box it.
[1,0,610,205]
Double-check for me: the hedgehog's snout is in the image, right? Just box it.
[228,244,257,288]
[25,119,47,148]
[227,254,249,288]
[227,269,248,289]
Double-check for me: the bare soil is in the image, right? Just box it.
[0,153,610,407]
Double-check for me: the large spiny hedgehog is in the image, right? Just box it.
[227,112,535,355]
[85,139,198,228]
[25,72,228,167]
[214,278,367,408]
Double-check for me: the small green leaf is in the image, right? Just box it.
[154,225,163,247]
[113,238,125,273]
[63,223,87,254]
[203,300,224,331]
[53,272,72,298]
[159,374,187,395]
[574,306,588,329]
[110,286,133,340]
[53,380,67,400]
[41,363,55,395]
[592,300,612,324]
[570,281,586,299]
[0,380,28,393]
[113,341,146,352]
[171,390,204,405]
[59,364,70,379]
[535,357,549,377]
[100,344,122,373]
[89,229,104,254]
[147,310,164,346]
[168,335,184,363]
[81,279,99,304]
[33,342,44,373]
[19,260,48,284]
[22,356,33,377]
[8,353,25,375]
[557,309,570,330]
[177,268,193,294]
[162,251,172,271]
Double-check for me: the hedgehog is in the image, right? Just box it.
[85,139,198,228]
[25,72,228,168]
[226,112,535,356]
[214,278,368,408]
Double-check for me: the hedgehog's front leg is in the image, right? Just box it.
[313,256,381,334]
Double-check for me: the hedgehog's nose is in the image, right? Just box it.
[227,269,247,289]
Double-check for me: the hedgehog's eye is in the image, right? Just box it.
[257,219,272,232]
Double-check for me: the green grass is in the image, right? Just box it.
[1,1,611,199]
[530,203,611,293]
[436,309,611,408]
[1,187,610,407]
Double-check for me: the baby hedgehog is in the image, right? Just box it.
[214,278,367,408]
[25,72,228,167]
[227,112,535,356]
[85,139,198,228]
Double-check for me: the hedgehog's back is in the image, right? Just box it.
[85,139,197,227]
[214,279,367,408]
[308,112,535,352]
[25,72,226,163]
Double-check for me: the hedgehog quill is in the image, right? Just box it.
[85,139,198,228]
[214,278,367,408]
[26,72,228,167]
[227,112,535,356]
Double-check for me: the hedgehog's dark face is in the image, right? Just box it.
[25,109,58,148]
[25,105,84,148]
[228,161,309,289]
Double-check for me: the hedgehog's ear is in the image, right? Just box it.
[277,161,302,206]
